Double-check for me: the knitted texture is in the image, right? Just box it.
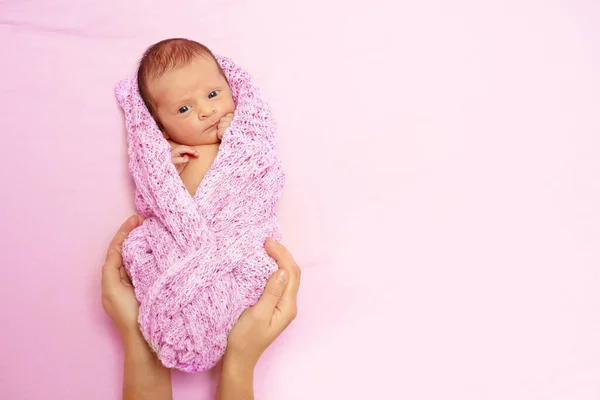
[114,56,285,373]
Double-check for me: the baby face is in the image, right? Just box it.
[149,55,235,145]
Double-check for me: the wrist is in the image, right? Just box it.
[122,329,160,365]
[121,325,145,347]
[219,351,255,400]
[122,328,172,400]
[222,350,256,378]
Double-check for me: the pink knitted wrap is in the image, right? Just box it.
[114,56,285,372]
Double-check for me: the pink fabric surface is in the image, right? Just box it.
[116,57,284,372]
[1,1,600,399]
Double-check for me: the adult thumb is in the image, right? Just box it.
[252,269,289,317]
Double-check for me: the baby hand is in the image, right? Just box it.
[217,113,234,140]
[171,145,199,174]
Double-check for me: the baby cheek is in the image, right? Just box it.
[225,96,236,114]
[175,119,196,140]
[188,119,203,134]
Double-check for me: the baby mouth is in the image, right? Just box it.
[202,121,218,135]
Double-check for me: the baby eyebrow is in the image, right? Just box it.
[175,97,193,105]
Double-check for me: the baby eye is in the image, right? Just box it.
[208,91,219,99]
[178,106,190,114]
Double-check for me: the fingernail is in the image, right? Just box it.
[277,270,288,283]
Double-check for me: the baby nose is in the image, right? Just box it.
[198,104,216,120]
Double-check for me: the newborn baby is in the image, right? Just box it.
[116,38,285,372]
[138,39,235,195]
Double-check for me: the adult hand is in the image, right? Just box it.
[102,215,172,400]
[101,215,144,337]
[226,238,301,369]
[219,239,301,400]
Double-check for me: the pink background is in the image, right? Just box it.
[1,0,599,399]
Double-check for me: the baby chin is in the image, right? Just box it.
[196,123,220,145]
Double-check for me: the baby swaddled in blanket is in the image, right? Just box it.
[115,39,285,372]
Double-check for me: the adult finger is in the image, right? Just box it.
[251,269,289,319]
[103,216,143,287]
[106,216,142,260]
[265,239,300,314]
[119,265,133,287]
[265,239,300,288]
